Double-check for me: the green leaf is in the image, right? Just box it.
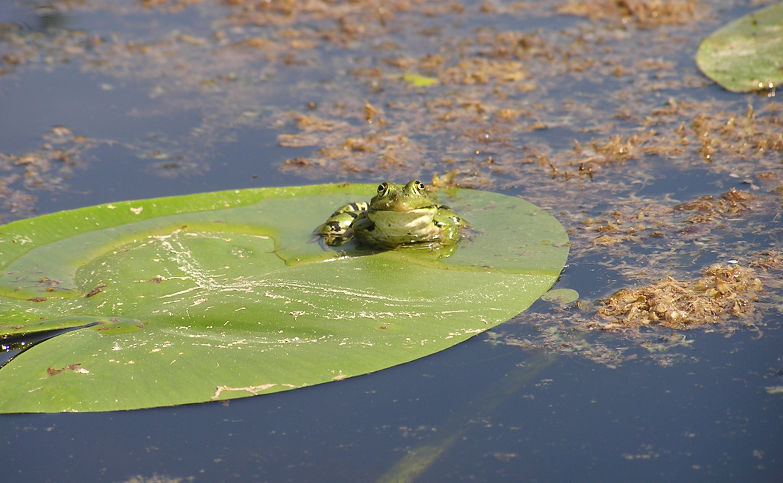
[400,73,440,87]
[695,3,783,92]
[0,184,568,413]
[541,288,580,306]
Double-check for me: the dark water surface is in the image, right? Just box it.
[1,0,782,481]
[2,325,781,481]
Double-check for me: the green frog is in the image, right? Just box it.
[317,180,466,250]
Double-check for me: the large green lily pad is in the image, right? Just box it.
[695,3,783,92]
[0,183,568,413]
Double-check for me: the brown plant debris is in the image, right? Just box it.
[578,187,759,247]
[749,250,783,271]
[84,284,107,298]
[674,187,754,224]
[557,0,702,27]
[596,263,763,330]
[47,363,88,376]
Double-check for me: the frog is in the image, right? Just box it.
[316,180,466,250]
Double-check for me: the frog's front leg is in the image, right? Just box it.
[433,205,468,245]
[316,201,369,246]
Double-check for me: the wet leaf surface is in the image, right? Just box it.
[0,183,568,412]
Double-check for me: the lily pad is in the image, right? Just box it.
[541,288,580,306]
[0,183,568,413]
[695,3,783,92]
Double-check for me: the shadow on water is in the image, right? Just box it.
[376,351,558,482]
[0,3,69,33]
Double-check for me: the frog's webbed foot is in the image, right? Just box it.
[315,217,355,247]
[316,228,354,247]
[315,201,368,248]
[456,224,479,246]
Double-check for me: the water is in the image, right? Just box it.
[1,0,782,481]
[3,327,780,481]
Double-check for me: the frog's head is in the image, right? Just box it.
[369,180,436,212]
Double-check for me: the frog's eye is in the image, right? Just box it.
[377,182,388,194]
[408,180,424,194]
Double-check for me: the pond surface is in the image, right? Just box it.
[1,0,782,481]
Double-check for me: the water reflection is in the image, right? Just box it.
[32,4,69,32]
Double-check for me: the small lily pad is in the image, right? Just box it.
[695,3,783,92]
[400,73,440,87]
[541,288,579,306]
[0,183,568,413]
